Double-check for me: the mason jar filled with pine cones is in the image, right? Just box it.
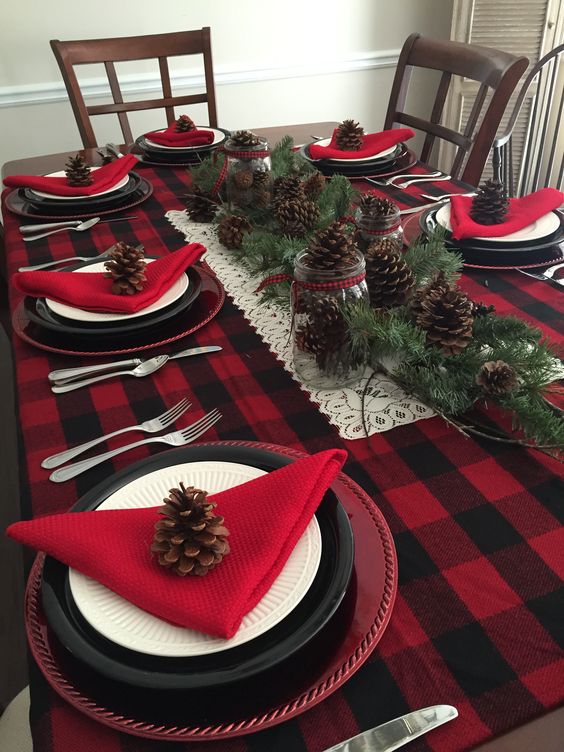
[355,194,403,253]
[292,222,368,388]
[224,130,273,211]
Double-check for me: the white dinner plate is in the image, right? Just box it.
[309,138,398,162]
[30,168,130,201]
[144,127,227,151]
[436,203,562,243]
[45,259,189,323]
[69,461,322,657]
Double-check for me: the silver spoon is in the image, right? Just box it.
[23,217,100,242]
[51,355,169,393]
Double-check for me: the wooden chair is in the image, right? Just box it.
[492,43,564,196]
[384,33,528,186]
[50,28,218,149]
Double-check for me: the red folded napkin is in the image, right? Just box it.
[449,188,564,240]
[7,449,347,638]
[3,155,139,197]
[309,128,414,160]
[13,243,206,314]
[145,125,215,148]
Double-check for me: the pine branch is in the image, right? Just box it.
[403,227,463,283]
[188,154,225,196]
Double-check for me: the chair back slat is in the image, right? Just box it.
[50,28,217,149]
[420,71,452,163]
[385,33,528,185]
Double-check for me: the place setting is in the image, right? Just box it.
[132,113,230,167]
[11,241,225,357]
[3,152,153,221]
[300,118,417,179]
[8,443,397,741]
[406,180,564,269]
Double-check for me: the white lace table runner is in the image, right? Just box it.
[166,211,433,439]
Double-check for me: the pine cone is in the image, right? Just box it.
[151,483,230,576]
[185,188,218,223]
[303,172,325,199]
[476,360,518,395]
[335,119,364,151]
[295,321,329,355]
[275,198,319,237]
[303,221,358,270]
[232,169,254,190]
[228,130,261,148]
[357,194,396,219]
[411,273,474,355]
[272,176,306,211]
[365,238,415,308]
[65,154,93,187]
[471,300,495,317]
[217,214,252,249]
[103,242,147,295]
[175,114,196,133]
[469,179,509,225]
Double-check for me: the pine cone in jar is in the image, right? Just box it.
[303,221,358,270]
[365,237,414,308]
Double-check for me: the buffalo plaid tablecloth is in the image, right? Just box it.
[2,161,563,752]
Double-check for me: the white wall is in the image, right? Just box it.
[0,0,453,169]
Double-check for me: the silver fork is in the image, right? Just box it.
[366,170,443,187]
[41,397,192,469]
[517,261,564,286]
[50,409,222,482]
[420,192,477,201]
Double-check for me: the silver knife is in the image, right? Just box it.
[48,346,222,385]
[322,705,458,752]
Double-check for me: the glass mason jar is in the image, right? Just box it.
[355,203,403,254]
[224,136,273,211]
[292,249,368,389]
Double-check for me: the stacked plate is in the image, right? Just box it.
[134,126,230,167]
[14,258,225,357]
[420,204,564,268]
[26,441,397,741]
[5,167,153,221]
[300,139,417,180]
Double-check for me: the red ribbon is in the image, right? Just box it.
[211,146,271,197]
[255,272,366,294]
[357,220,401,236]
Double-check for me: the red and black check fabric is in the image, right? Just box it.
[3,160,563,752]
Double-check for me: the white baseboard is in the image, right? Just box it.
[0,49,400,108]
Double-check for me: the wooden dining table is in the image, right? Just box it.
[1,122,563,752]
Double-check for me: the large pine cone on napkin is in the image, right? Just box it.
[104,242,147,295]
[152,484,230,576]
[365,237,414,309]
[65,154,93,187]
[410,273,474,355]
[175,114,196,133]
[335,119,364,151]
[303,221,358,270]
[469,179,509,225]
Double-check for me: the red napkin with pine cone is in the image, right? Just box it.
[7,449,347,638]
[309,128,414,160]
[3,155,139,197]
[449,188,564,240]
[13,243,205,314]
[146,122,215,148]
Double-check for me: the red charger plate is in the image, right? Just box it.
[12,264,225,357]
[25,441,397,742]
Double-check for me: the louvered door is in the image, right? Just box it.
[439,0,562,185]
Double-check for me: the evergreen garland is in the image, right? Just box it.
[187,139,563,455]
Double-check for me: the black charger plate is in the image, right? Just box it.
[421,207,564,250]
[41,444,354,690]
[5,177,153,220]
[300,145,417,178]
[420,208,564,266]
[25,267,202,338]
[23,172,142,210]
